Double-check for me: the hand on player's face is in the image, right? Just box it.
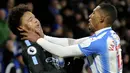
[18,26,42,42]
[21,11,43,34]
[19,11,44,42]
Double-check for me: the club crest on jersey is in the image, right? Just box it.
[27,46,37,55]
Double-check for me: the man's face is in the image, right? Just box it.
[20,11,43,33]
[89,6,102,31]
[7,0,15,8]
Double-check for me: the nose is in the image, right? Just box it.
[33,18,39,25]
[33,18,40,26]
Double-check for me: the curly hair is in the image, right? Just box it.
[8,4,31,37]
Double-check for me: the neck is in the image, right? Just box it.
[96,23,110,31]
[17,35,31,46]
[24,40,31,46]
[20,40,32,48]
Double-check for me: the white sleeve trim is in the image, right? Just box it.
[36,38,83,57]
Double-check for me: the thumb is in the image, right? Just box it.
[35,29,41,36]
[27,22,33,31]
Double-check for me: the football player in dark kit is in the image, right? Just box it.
[8,4,66,73]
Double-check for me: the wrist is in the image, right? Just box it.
[36,38,44,44]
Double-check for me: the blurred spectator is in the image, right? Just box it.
[5,32,29,73]
[42,25,52,35]
[7,0,15,12]
[62,7,76,30]
[87,1,96,15]
[0,9,10,46]
[26,2,34,12]
[73,13,90,39]
[64,29,73,38]
[112,19,121,30]
[51,14,64,37]
[59,0,67,9]
[0,9,6,20]
[52,23,63,37]
[48,0,60,16]
[73,22,90,39]
[75,13,83,22]
[4,0,15,20]
[77,3,89,20]
[0,8,10,73]
[96,0,102,5]
[111,0,119,6]
[55,14,63,26]
[123,54,130,73]
[127,0,130,12]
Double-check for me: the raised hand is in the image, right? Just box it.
[18,26,42,42]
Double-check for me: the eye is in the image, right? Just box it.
[30,18,33,22]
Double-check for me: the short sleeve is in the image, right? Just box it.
[78,37,103,56]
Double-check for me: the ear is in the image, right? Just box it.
[17,26,25,31]
[104,16,110,24]
[100,15,105,23]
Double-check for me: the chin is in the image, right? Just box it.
[88,25,95,32]
[88,23,93,29]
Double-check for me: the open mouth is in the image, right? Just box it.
[88,19,92,25]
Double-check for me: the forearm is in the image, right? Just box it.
[36,38,83,57]
[44,35,75,46]
[44,35,89,46]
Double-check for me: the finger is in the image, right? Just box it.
[17,27,24,32]
[21,37,28,40]
[19,26,29,32]
[20,32,28,36]
[35,29,41,36]
[27,22,33,30]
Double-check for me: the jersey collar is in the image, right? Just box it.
[95,27,112,36]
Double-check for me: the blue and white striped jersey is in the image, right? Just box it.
[78,27,122,73]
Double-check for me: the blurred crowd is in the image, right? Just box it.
[0,0,130,73]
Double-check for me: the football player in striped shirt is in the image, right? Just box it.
[20,3,123,73]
